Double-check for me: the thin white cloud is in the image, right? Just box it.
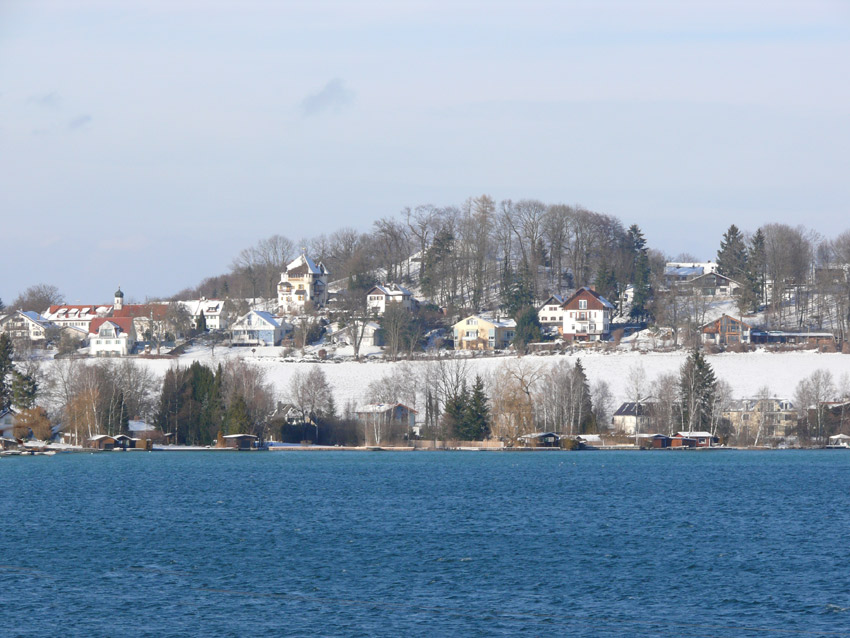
[68,114,92,130]
[300,78,354,117]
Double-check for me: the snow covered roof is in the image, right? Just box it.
[19,310,51,327]
[286,253,325,276]
[674,431,715,438]
[89,317,134,335]
[613,402,655,417]
[222,433,258,439]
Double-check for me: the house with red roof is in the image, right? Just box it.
[560,287,615,342]
[89,316,137,357]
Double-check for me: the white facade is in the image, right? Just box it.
[366,284,416,315]
[43,304,113,332]
[88,318,136,357]
[230,310,287,346]
[0,311,53,342]
[561,288,615,341]
[537,295,565,328]
[277,254,329,313]
[179,298,227,330]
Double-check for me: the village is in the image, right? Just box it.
[3,223,850,456]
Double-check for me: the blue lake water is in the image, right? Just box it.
[1,450,849,637]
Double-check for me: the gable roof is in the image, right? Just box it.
[614,402,655,417]
[564,287,615,310]
[700,314,751,332]
[286,253,326,276]
[89,316,135,335]
[538,294,565,309]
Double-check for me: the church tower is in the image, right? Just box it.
[114,286,124,311]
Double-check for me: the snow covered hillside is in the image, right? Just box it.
[123,346,850,409]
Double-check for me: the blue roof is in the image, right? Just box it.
[20,311,50,325]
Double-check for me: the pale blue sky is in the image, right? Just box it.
[2,1,849,303]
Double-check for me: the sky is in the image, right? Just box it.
[2,0,849,304]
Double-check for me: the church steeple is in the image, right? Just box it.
[114,286,124,310]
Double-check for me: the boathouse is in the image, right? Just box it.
[222,434,258,450]
[88,434,117,450]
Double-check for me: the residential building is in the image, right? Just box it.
[560,287,614,342]
[88,317,136,357]
[179,298,227,330]
[750,330,836,347]
[701,314,751,346]
[612,402,656,435]
[44,303,112,332]
[664,261,718,285]
[277,254,330,313]
[365,284,416,315]
[0,310,54,342]
[452,315,516,350]
[230,310,287,346]
[723,398,796,441]
[537,294,566,330]
[684,272,742,297]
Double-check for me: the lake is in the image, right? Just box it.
[1,450,848,637]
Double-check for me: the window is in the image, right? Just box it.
[579,299,587,309]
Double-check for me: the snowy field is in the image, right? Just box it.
[126,346,850,408]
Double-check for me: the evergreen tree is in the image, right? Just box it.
[197,310,207,332]
[716,224,748,279]
[0,334,14,412]
[224,394,252,435]
[512,306,542,352]
[593,264,619,310]
[442,381,468,439]
[11,371,37,410]
[627,225,651,320]
[678,349,718,431]
[747,228,767,307]
[460,375,490,440]
[573,359,595,433]
[501,260,534,317]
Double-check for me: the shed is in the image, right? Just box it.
[88,434,117,450]
[828,433,850,448]
[673,431,718,447]
[518,432,560,447]
[222,434,259,450]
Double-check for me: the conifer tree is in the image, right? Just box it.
[716,224,748,279]
[593,264,619,311]
[224,394,252,435]
[442,381,468,439]
[572,359,595,433]
[627,225,651,320]
[461,375,490,440]
[747,228,767,307]
[11,370,37,410]
[678,349,718,432]
[197,309,207,332]
[512,306,542,353]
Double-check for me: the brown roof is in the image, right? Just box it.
[113,304,168,320]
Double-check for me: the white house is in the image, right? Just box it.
[277,254,330,313]
[560,287,614,342]
[537,294,566,330]
[179,298,227,331]
[88,316,136,357]
[365,283,416,315]
[230,310,286,346]
[0,408,16,439]
[0,310,55,342]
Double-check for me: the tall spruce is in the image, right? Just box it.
[11,371,37,410]
[442,380,468,439]
[627,225,651,320]
[678,349,718,432]
[573,358,595,433]
[747,228,767,307]
[461,376,490,440]
[716,224,748,279]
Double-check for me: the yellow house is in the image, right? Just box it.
[452,315,516,350]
